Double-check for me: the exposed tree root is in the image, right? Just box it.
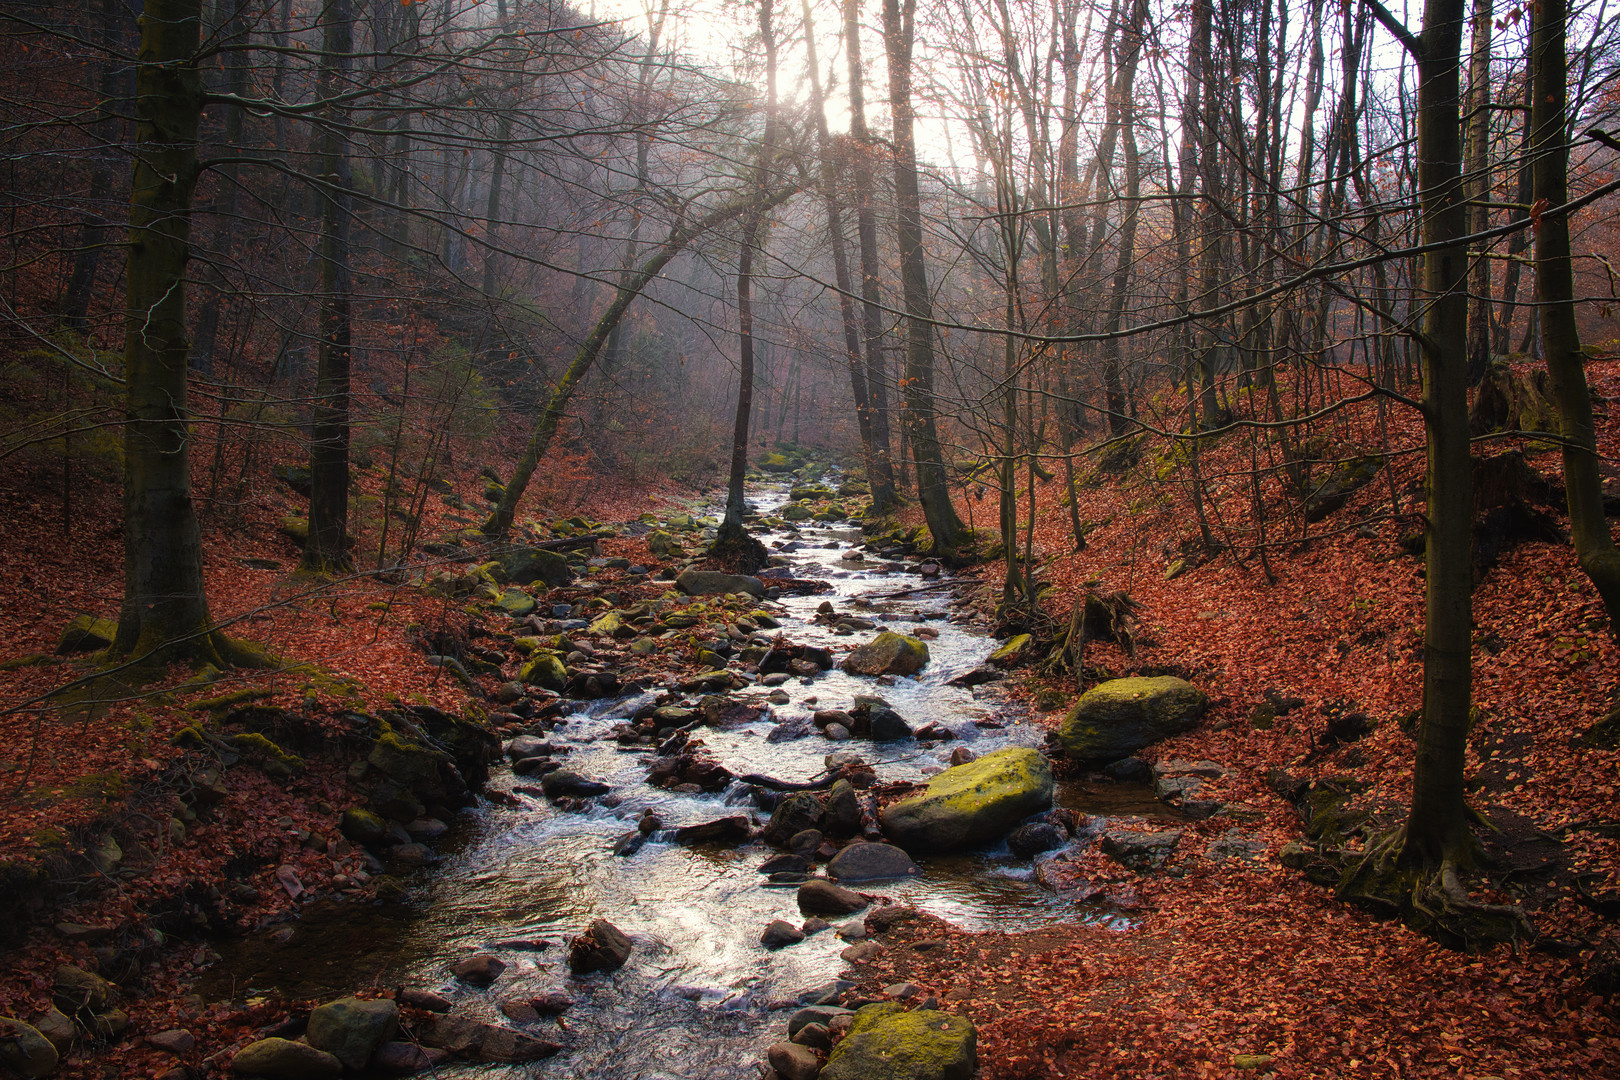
[707,527,769,575]
[1335,824,1535,951]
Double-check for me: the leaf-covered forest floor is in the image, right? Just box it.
[0,362,1617,1078]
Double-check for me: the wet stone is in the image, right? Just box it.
[450,954,506,987]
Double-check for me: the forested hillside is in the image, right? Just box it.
[0,0,1618,1076]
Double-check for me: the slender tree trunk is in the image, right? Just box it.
[113,0,232,665]
[1098,0,1147,435]
[802,0,880,501]
[485,189,798,537]
[304,0,354,572]
[60,0,131,333]
[845,0,898,512]
[883,0,964,555]
[1400,0,1474,871]
[1531,0,1620,630]
[1463,0,1494,384]
[1495,63,1534,355]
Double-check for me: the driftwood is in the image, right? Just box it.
[866,580,955,600]
[734,770,841,792]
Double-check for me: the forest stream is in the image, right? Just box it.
[197,482,1170,1078]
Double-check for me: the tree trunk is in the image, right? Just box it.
[1401,0,1474,871]
[883,0,964,555]
[113,0,231,666]
[60,0,131,333]
[844,0,898,512]
[304,0,354,573]
[1531,0,1620,630]
[802,0,879,503]
[1462,0,1493,384]
[1098,0,1147,435]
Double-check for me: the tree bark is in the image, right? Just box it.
[113,0,231,666]
[304,0,354,573]
[1462,0,1494,384]
[882,0,965,556]
[1531,0,1620,630]
[1400,0,1474,870]
[844,0,898,512]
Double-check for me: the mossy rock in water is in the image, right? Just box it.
[519,653,567,691]
[880,747,1054,853]
[760,453,796,473]
[1058,676,1207,761]
[843,632,930,677]
[56,615,116,655]
[820,1002,977,1080]
[789,484,837,501]
[781,502,813,521]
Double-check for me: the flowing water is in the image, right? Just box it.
[203,483,1163,1077]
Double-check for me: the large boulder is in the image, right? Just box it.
[820,1002,977,1080]
[418,1016,560,1063]
[1057,677,1208,760]
[498,547,572,588]
[305,997,399,1070]
[676,570,766,598]
[231,1037,343,1078]
[519,653,567,691]
[843,632,930,677]
[828,842,921,883]
[879,747,1054,852]
[797,879,869,915]
[55,615,116,655]
[762,792,825,847]
[0,1019,58,1078]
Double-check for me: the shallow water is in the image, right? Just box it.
[203,483,1158,1077]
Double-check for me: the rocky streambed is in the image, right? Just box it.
[206,482,1211,1079]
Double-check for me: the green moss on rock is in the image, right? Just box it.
[519,653,567,691]
[821,1003,977,1080]
[1058,676,1207,761]
[880,747,1054,852]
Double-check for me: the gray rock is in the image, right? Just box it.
[672,816,751,846]
[825,723,852,741]
[505,735,553,760]
[371,1041,451,1075]
[230,1037,343,1078]
[340,807,388,847]
[569,918,633,973]
[768,1041,823,1080]
[450,954,507,987]
[788,1005,854,1037]
[530,990,574,1015]
[823,780,861,835]
[762,792,825,846]
[793,1022,833,1051]
[540,769,610,799]
[33,1009,72,1052]
[761,920,806,949]
[306,996,399,1070]
[1006,822,1067,858]
[1100,827,1184,871]
[788,829,824,858]
[148,1029,195,1055]
[1102,756,1152,782]
[498,547,573,588]
[798,879,868,915]
[1058,677,1208,760]
[418,1015,561,1063]
[676,570,765,597]
[868,707,913,742]
[0,1018,58,1078]
[396,989,452,1013]
[827,843,921,883]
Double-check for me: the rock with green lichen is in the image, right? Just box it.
[843,632,930,677]
[340,808,388,847]
[231,1037,342,1078]
[497,547,572,588]
[495,589,536,617]
[367,731,446,789]
[819,1002,977,1080]
[519,654,567,691]
[56,615,117,655]
[879,747,1053,853]
[1058,676,1207,761]
[986,634,1033,668]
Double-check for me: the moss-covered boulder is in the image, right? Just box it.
[1058,676,1207,761]
[790,484,837,501]
[820,1002,977,1080]
[498,547,572,588]
[676,570,765,598]
[231,1036,342,1078]
[278,516,309,546]
[339,807,388,847]
[843,632,930,677]
[781,502,814,521]
[647,530,675,555]
[56,615,116,655]
[987,633,1033,668]
[879,747,1053,852]
[306,996,399,1070]
[519,654,567,691]
[367,731,447,789]
[494,588,536,617]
